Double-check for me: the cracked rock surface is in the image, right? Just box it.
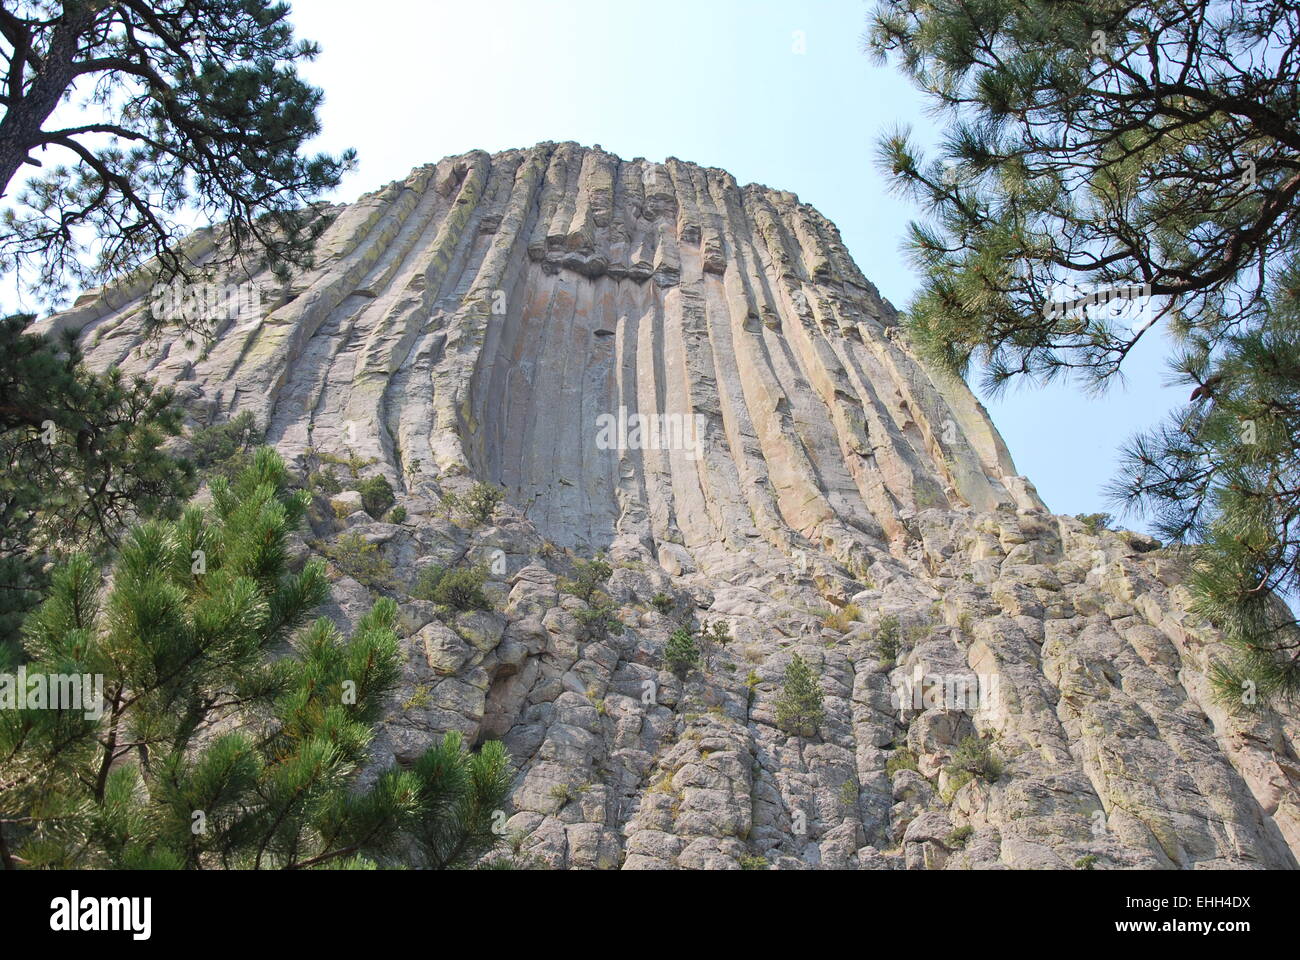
[40,143,1300,869]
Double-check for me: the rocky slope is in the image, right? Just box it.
[37,142,1300,869]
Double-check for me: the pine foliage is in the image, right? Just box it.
[869,0,1300,706]
[775,654,825,737]
[0,449,511,869]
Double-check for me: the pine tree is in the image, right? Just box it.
[0,1,355,319]
[0,314,195,664]
[868,1,1300,706]
[0,448,512,869]
[776,654,824,738]
[664,627,699,678]
[358,474,396,520]
[1109,295,1300,707]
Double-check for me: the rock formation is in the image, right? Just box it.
[37,142,1300,869]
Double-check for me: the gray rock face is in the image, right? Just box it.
[39,142,1300,869]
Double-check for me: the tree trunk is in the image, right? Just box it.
[0,7,96,200]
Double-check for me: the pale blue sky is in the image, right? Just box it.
[285,0,1182,531]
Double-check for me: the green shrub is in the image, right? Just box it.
[905,620,932,645]
[189,412,262,479]
[775,654,825,737]
[885,745,919,778]
[873,614,902,666]
[441,482,504,526]
[562,555,613,603]
[322,532,396,591]
[1075,854,1098,870]
[1076,513,1113,536]
[387,505,406,524]
[431,565,491,612]
[664,627,700,677]
[411,565,447,603]
[945,735,1003,784]
[698,619,732,669]
[945,825,974,848]
[309,468,342,495]
[358,474,395,519]
[941,769,974,804]
[739,855,769,870]
[312,448,376,477]
[576,596,624,643]
[650,592,675,616]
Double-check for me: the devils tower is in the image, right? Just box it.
[36,143,1300,869]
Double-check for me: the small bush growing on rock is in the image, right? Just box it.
[309,468,343,495]
[775,654,825,737]
[942,770,974,803]
[562,554,613,603]
[387,505,406,524]
[945,734,1003,785]
[312,448,377,477]
[189,411,262,480]
[946,825,974,848]
[885,745,919,778]
[410,565,447,602]
[665,627,700,677]
[824,603,862,633]
[430,565,491,612]
[358,474,395,519]
[650,591,675,616]
[402,683,432,711]
[698,619,732,669]
[873,614,902,666]
[1075,854,1098,870]
[441,482,504,526]
[739,855,769,870]
[905,620,933,645]
[1076,512,1113,535]
[322,532,396,591]
[576,596,624,643]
